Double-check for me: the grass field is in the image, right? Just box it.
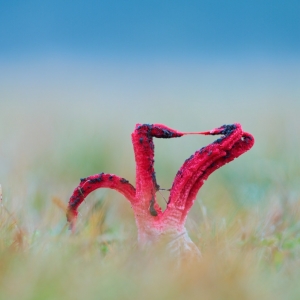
[0,60,300,299]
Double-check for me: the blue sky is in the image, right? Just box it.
[0,0,299,60]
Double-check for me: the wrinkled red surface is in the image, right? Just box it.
[67,123,254,233]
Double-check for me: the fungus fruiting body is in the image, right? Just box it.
[67,123,254,258]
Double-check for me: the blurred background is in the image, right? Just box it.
[0,1,300,299]
[0,0,299,206]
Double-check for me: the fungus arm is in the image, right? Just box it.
[166,124,254,223]
[131,124,183,214]
[67,173,136,225]
[181,132,254,219]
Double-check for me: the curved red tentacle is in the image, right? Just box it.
[179,131,254,224]
[165,124,254,224]
[67,173,136,226]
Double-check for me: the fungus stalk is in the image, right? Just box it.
[67,123,254,258]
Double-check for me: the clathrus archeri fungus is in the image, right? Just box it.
[67,123,254,258]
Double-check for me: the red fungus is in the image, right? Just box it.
[67,123,254,257]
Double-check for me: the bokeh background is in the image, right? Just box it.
[0,1,300,299]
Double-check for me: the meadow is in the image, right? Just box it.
[0,59,299,299]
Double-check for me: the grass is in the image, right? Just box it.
[0,99,300,300]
